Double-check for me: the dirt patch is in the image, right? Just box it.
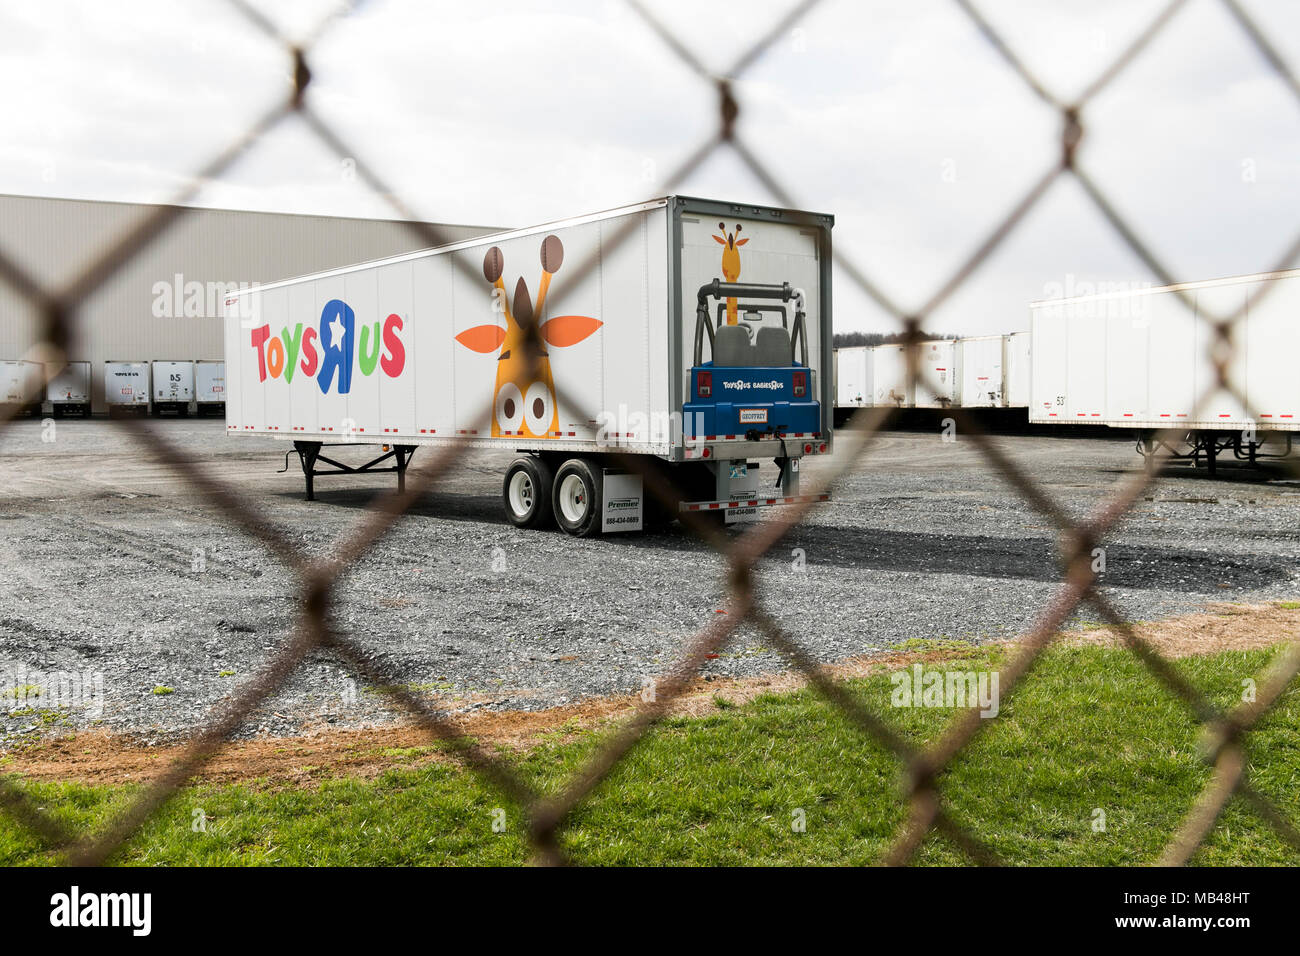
[1058,601,1300,657]
[5,601,1297,788]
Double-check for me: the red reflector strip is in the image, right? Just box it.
[682,494,829,511]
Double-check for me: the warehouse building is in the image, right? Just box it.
[0,193,497,414]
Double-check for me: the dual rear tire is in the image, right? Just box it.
[503,456,554,529]
[502,456,603,537]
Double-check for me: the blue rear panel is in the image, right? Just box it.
[683,365,821,438]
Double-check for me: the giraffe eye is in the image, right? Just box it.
[495,382,524,433]
[524,381,554,434]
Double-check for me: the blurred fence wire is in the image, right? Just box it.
[2,0,1300,866]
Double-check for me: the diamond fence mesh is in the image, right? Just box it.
[2,0,1300,866]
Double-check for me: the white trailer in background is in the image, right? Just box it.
[835,346,871,406]
[196,360,226,415]
[1030,269,1300,471]
[224,196,835,535]
[105,361,151,415]
[870,344,910,406]
[0,360,43,417]
[151,360,194,416]
[955,335,1005,407]
[913,340,957,408]
[1003,331,1031,407]
[46,361,91,417]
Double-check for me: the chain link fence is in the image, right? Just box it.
[2,0,1300,866]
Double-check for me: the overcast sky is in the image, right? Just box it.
[3,0,1300,336]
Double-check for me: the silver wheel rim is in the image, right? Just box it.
[558,473,589,525]
[508,471,534,518]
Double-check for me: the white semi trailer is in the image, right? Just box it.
[152,360,195,416]
[195,360,226,415]
[835,346,870,407]
[0,360,43,417]
[1030,269,1300,471]
[871,345,909,406]
[831,334,1031,412]
[223,197,834,535]
[955,335,1005,407]
[46,361,91,417]
[913,340,957,408]
[1003,331,1031,408]
[105,361,151,415]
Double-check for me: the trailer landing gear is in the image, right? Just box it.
[293,441,416,501]
[1136,430,1294,475]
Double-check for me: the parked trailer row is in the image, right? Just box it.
[833,332,1030,409]
[223,196,835,536]
[1030,268,1300,471]
[104,360,226,416]
[0,360,225,417]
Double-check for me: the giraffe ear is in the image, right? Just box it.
[712,234,727,245]
[542,315,602,347]
[735,237,749,245]
[454,324,506,353]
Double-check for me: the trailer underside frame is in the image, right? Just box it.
[1137,430,1295,475]
[292,441,417,501]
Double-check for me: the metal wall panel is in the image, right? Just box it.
[0,193,497,412]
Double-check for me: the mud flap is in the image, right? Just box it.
[601,470,643,533]
[722,461,763,525]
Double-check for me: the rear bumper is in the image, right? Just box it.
[679,492,830,513]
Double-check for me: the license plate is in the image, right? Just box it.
[738,408,767,424]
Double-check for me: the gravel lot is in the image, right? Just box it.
[2,418,1298,745]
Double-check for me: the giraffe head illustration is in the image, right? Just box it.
[454,235,602,438]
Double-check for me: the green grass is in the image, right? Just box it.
[2,644,1297,866]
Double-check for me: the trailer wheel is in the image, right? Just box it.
[552,458,602,537]
[503,456,554,529]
